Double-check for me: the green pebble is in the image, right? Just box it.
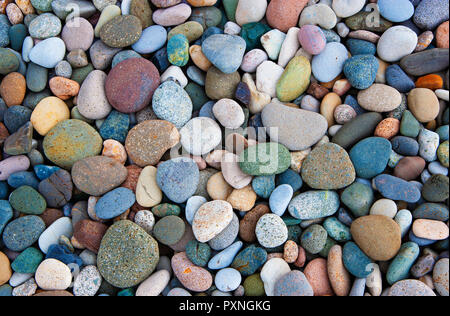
[276,56,311,102]
[185,82,209,111]
[0,48,19,75]
[9,186,47,215]
[185,240,211,267]
[387,242,419,285]
[400,110,420,138]
[240,22,271,51]
[341,182,374,218]
[243,274,265,296]
[300,224,328,255]
[319,237,337,258]
[11,247,44,274]
[437,141,449,167]
[323,217,351,242]
[222,0,239,22]
[71,64,94,85]
[152,215,185,246]
[151,203,181,217]
[239,142,291,176]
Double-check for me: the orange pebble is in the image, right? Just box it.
[436,21,449,49]
[425,120,436,131]
[49,77,80,100]
[415,74,443,90]
[321,74,342,89]
[374,118,400,139]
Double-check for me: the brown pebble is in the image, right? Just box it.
[393,156,426,181]
[304,258,334,296]
[73,219,109,253]
[239,204,270,243]
[39,208,64,227]
[0,72,26,106]
[374,118,400,139]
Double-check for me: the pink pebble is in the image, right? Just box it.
[298,25,326,55]
[0,155,30,181]
[241,49,268,73]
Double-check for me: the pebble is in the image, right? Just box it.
[255,213,288,248]
[311,42,348,83]
[35,259,72,290]
[301,142,355,189]
[97,220,159,288]
[260,258,291,296]
[342,241,373,278]
[29,37,65,69]
[433,258,449,296]
[327,245,351,296]
[202,34,246,74]
[387,242,420,285]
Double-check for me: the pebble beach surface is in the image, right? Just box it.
[0,0,449,297]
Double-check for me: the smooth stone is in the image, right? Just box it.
[0,155,30,181]
[288,190,339,220]
[387,242,420,285]
[201,34,246,74]
[95,188,135,219]
[346,39,376,56]
[327,245,351,296]
[342,241,373,278]
[388,279,435,296]
[300,224,327,254]
[0,200,13,235]
[408,88,440,123]
[343,55,379,90]
[299,3,337,29]
[212,98,245,129]
[35,259,72,290]
[341,182,374,218]
[171,252,212,292]
[89,40,121,70]
[351,215,402,261]
[413,203,449,221]
[357,84,402,113]
[413,0,449,30]
[2,215,45,252]
[97,220,159,288]
[43,119,102,169]
[231,245,267,277]
[374,174,421,203]
[152,80,192,128]
[378,0,414,22]
[332,112,383,149]
[153,3,191,26]
[185,240,211,267]
[71,156,128,196]
[239,142,290,176]
[208,212,239,251]
[301,142,356,189]
[100,15,141,48]
[386,64,415,93]
[262,102,328,151]
[400,48,449,77]
[422,174,449,202]
[136,166,162,208]
[38,217,72,254]
[99,111,130,143]
[124,120,179,167]
[156,157,199,204]
[9,185,46,215]
[208,241,242,270]
[269,185,293,217]
[77,70,111,120]
[276,56,311,102]
[370,199,397,218]
[11,247,43,274]
[433,258,449,296]
[412,219,448,240]
[377,26,417,62]
[73,265,102,296]
[29,37,65,69]
[94,5,121,37]
[391,136,419,156]
[28,13,61,39]
[167,34,189,67]
[323,217,351,242]
[192,200,233,243]
[349,137,392,179]
[106,58,160,114]
[153,216,185,246]
[311,42,348,83]
[255,213,288,248]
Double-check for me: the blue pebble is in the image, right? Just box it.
[343,55,379,90]
[167,34,189,67]
[201,34,246,74]
[111,50,141,68]
[386,65,415,93]
[215,268,241,292]
[337,208,353,226]
[374,174,421,203]
[344,95,366,115]
[277,169,303,192]
[269,184,293,216]
[46,244,83,270]
[33,165,60,181]
[346,39,376,55]
[0,200,13,235]
[408,230,436,246]
[391,136,419,156]
[436,125,449,142]
[321,28,341,43]
[132,25,167,54]
[3,105,32,133]
[63,203,73,217]
[378,0,415,22]
[156,157,199,203]
[208,241,243,270]
[0,182,8,199]
[0,284,12,296]
[151,47,170,72]
[7,171,39,190]
[2,215,46,252]
[0,15,10,48]
[355,178,372,187]
[349,278,366,296]
[200,26,223,43]
[343,242,373,278]
[349,137,392,179]
[311,42,348,83]
[413,203,449,221]
[198,101,215,120]
[95,187,136,220]
[387,242,420,285]
[252,175,275,199]
[249,113,264,138]
[9,24,27,52]
[99,110,130,143]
